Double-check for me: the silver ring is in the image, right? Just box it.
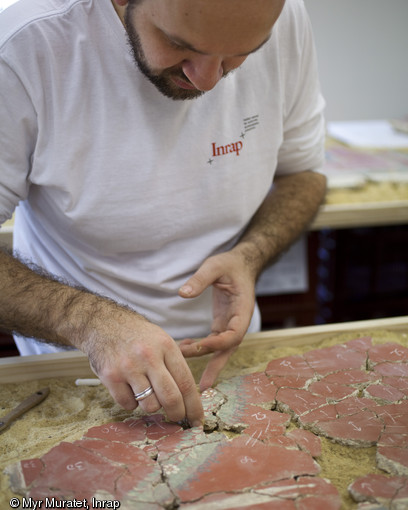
[134,385,154,401]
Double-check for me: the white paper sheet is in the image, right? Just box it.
[327,120,408,149]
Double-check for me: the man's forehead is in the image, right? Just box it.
[142,0,285,55]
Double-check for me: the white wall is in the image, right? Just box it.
[305,0,408,122]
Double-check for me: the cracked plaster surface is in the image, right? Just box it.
[5,337,408,508]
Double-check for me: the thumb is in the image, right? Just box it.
[178,259,218,299]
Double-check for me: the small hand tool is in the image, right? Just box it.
[0,387,50,433]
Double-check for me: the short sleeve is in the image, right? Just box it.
[275,0,326,176]
[0,56,37,225]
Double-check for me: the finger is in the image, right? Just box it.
[199,347,237,392]
[158,351,204,428]
[132,379,162,415]
[180,330,241,358]
[179,258,221,299]
[179,338,213,358]
[101,380,139,411]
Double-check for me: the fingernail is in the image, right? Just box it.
[180,284,193,295]
[192,419,204,428]
[177,417,190,428]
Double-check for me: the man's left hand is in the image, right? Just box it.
[178,248,256,391]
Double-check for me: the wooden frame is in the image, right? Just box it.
[1,316,407,384]
[311,201,408,230]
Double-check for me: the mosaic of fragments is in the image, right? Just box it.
[5,337,408,509]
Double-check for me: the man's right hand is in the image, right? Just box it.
[81,310,204,428]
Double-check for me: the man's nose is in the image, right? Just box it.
[181,55,224,92]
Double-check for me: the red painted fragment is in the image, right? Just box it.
[165,436,320,502]
[266,355,315,378]
[377,445,408,475]
[287,428,322,457]
[20,458,43,488]
[364,383,405,403]
[308,380,358,401]
[368,343,408,363]
[373,361,408,377]
[84,414,181,444]
[313,411,383,446]
[303,343,367,375]
[348,473,408,505]
[277,388,327,417]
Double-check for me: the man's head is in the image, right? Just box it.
[113,0,286,100]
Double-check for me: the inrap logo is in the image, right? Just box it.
[211,140,243,157]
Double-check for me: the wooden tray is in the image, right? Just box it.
[311,201,408,230]
[1,316,407,384]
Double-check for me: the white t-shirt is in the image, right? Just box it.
[0,0,325,354]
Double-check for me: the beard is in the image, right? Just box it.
[123,7,204,101]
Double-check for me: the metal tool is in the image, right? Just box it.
[0,387,50,433]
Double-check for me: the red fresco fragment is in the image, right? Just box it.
[254,476,342,510]
[216,371,278,408]
[287,428,322,457]
[165,436,320,502]
[364,383,405,403]
[296,495,340,510]
[303,343,367,375]
[313,411,383,446]
[266,434,298,448]
[277,387,327,416]
[308,380,358,401]
[269,375,310,389]
[266,355,315,378]
[77,437,152,466]
[298,404,337,427]
[335,396,377,416]
[343,336,373,352]
[145,426,223,461]
[368,342,408,363]
[186,476,342,510]
[382,375,408,395]
[377,445,408,475]
[349,473,408,504]
[375,402,408,435]
[84,414,181,443]
[256,475,339,498]
[378,432,408,448]
[20,458,43,488]
[322,368,379,385]
[373,361,408,377]
[242,406,290,441]
[27,441,126,500]
[180,492,297,510]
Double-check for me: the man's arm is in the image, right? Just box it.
[0,248,204,426]
[179,170,327,389]
[234,170,327,278]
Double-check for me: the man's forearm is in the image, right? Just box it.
[234,170,327,279]
[0,247,129,351]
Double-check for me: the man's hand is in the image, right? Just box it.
[178,248,256,391]
[80,310,204,427]
[178,171,327,391]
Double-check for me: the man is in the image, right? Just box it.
[0,0,326,428]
